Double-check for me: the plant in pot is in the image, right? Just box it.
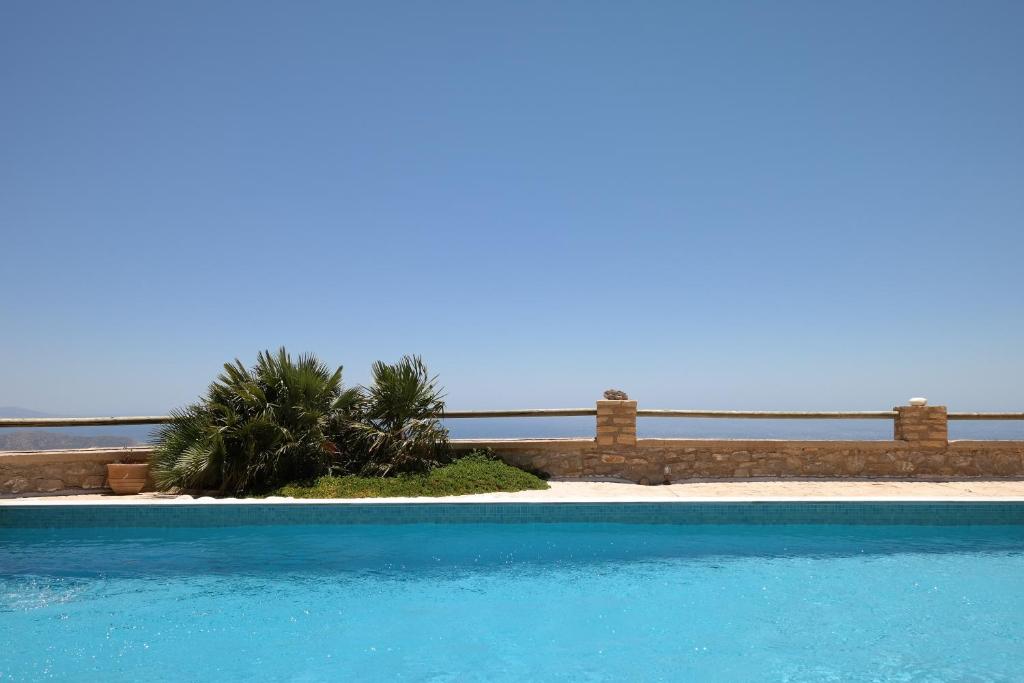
[106,457,149,495]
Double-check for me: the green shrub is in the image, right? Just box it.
[151,348,360,494]
[271,451,549,499]
[344,355,450,477]
[151,350,451,494]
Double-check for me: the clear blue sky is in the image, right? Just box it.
[2,0,1022,415]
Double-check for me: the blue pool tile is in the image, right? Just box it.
[2,501,1024,528]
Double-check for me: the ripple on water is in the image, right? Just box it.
[1,523,1023,681]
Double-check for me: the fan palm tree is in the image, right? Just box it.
[150,348,361,493]
[346,355,450,476]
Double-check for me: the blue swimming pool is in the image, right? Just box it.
[2,503,1024,681]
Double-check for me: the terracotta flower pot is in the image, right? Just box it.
[106,463,149,495]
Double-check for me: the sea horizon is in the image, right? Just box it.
[4,417,1023,449]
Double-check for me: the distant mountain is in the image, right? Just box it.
[0,430,138,451]
[0,406,151,451]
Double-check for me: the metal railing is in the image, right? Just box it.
[2,409,1024,430]
[0,416,172,428]
[636,410,897,419]
[442,409,596,418]
[0,411,598,428]
[947,413,1024,420]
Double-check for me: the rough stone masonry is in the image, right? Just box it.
[2,401,1023,493]
[451,401,1024,484]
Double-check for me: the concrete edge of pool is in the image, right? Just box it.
[4,479,1024,505]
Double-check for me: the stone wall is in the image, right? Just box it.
[448,400,1024,483]
[452,438,1024,483]
[3,401,1023,494]
[893,405,948,447]
[596,400,637,447]
[0,448,150,495]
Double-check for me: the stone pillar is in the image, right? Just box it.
[596,400,637,447]
[894,404,948,449]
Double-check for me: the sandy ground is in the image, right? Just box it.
[4,479,1024,504]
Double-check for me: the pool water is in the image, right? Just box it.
[2,522,1024,681]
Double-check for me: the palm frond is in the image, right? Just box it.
[150,347,351,494]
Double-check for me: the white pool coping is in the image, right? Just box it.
[4,480,1024,505]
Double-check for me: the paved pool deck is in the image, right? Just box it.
[3,479,1024,504]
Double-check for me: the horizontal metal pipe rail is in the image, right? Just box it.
[637,410,897,419]
[442,409,596,418]
[0,410,598,428]
[947,413,1024,420]
[2,410,1023,429]
[0,416,173,428]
